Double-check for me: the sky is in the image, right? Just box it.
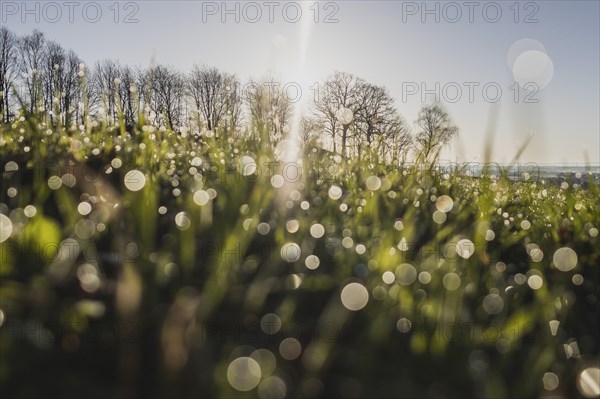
[2,0,599,164]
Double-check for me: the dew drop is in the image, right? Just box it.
[260,313,281,335]
[310,223,325,238]
[527,275,543,290]
[336,107,353,124]
[175,212,191,231]
[124,170,146,192]
[271,175,285,188]
[433,210,447,224]
[48,176,62,190]
[286,219,299,233]
[577,367,600,398]
[251,349,276,377]
[240,155,257,176]
[24,205,37,218]
[193,190,210,206]
[572,274,584,285]
[549,320,560,336]
[395,263,417,286]
[396,318,412,333]
[382,271,395,284]
[328,185,342,200]
[0,214,13,243]
[77,202,92,216]
[435,195,454,213]
[543,372,559,391]
[553,247,578,271]
[227,357,261,392]
[366,176,381,191]
[305,255,320,270]
[257,222,270,235]
[483,294,504,314]
[281,242,301,262]
[279,338,302,360]
[443,273,461,291]
[418,271,431,284]
[340,282,369,311]
[258,376,286,399]
[456,239,475,259]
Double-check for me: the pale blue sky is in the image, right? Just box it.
[3,0,599,164]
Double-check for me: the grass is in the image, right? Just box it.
[0,115,599,398]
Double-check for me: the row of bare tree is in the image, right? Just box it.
[1,28,458,164]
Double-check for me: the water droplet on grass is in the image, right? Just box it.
[0,214,12,243]
[175,212,191,231]
[340,282,369,311]
[553,247,578,271]
[549,320,560,336]
[577,367,600,398]
[271,175,284,188]
[543,372,559,391]
[456,239,475,259]
[310,223,325,238]
[527,275,543,290]
[227,357,261,392]
[382,271,395,284]
[336,107,353,125]
[23,205,37,218]
[443,273,461,291]
[48,176,62,190]
[281,242,301,262]
[279,338,301,360]
[435,195,454,213]
[193,190,210,206]
[396,318,412,333]
[328,185,342,200]
[124,170,146,191]
[305,255,320,270]
[257,222,270,235]
[483,294,504,314]
[240,155,257,176]
[395,263,417,285]
[366,176,381,191]
[433,210,447,224]
[78,202,92,216]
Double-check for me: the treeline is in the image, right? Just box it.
[0,28,458,163]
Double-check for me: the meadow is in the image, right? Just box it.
[0,111,598,399]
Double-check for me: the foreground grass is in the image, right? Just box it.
[0,117,599,398]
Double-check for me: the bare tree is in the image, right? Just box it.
[245,76,293,144]
[61,50,82,126]
[92,60,121,124]
[222,74,242,132]
[42,40,66,124]
[299,115,322,144]
[3,28,442,169]
[0,28,18,123]
[18,30,46,114]
[312,72,364,157]
[117,65,140,129]
[353,82,400,158]
[187,65,242,133]
[146,64,185,129]
[388,115,413,164]
[311,72,411,161]
[414,104,458,166]
[73,62,94,127]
